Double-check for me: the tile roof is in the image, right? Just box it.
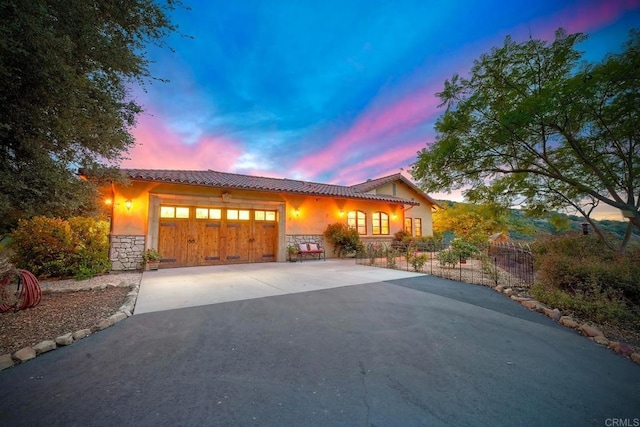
[350,173,443,209]
[122,169,421,205]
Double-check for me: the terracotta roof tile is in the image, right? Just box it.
[122,169,420,205]
[351,173,443,209]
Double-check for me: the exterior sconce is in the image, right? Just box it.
[125,199,133,211]
[104,198,113,206]
[294,208,300,218]
[339,210,344,217]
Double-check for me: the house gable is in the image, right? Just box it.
[350,173,442,237]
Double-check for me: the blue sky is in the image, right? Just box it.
[124,0,640,205]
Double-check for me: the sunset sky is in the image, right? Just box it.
[123,0,640,218]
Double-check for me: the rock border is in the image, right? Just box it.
[0,279,141,372]
[493,285,640,366]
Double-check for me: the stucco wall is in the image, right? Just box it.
[373,181,435,237]
[108,180,430,264]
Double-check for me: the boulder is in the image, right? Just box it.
[95,318,112,331]
[521,300,541,310]
[33,340,56,355]
[609,341,634,356]
[543,308,562,321]
[631,353,640,365]
[73,329,91,340]
[592,335,610,346]
[560,316,579,329]
[13,347,36,362]
[109,312,127,324]
[0,354,14,371]
[55,333,74,346]
[579,324,603,338]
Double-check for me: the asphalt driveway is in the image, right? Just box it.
[0,263,639,426]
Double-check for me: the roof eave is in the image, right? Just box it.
[128,176,418,205]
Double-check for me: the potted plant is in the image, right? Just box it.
[141,248,162,271]
[287,245,298,262]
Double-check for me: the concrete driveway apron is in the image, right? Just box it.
[134,259,423,314]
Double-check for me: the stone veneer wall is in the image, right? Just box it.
[286,234,324,248]
[110,235,146,271]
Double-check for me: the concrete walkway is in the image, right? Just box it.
[134,259,424,314]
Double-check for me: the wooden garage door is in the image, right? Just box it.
[158,206,277,268]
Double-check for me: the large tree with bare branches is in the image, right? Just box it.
[412,29,640,252]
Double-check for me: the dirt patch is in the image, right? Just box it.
[0,286,130,355]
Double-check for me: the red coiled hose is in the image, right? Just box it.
[0,269,42,312]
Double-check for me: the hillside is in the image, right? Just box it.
[437,200,639,242]
[508,210,639,241]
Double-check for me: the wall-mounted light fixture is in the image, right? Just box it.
[339,210,345,217]
[104,198,113,206]
[294,208,300,218]
[125,199,133,211]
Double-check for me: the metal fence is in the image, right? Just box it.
[355,240,534,289]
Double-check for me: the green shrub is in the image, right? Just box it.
[386,249,398,269]
[437,249,459,267]
[450,238,479,259]
[393,230,412,242]
[436,238,479,268]
[68,216,111,279]
[413,236,443,252]
[532,233,640,305]
[531,233,640,332]
[530,283,639,328]
[408,252,428,272]
[10,216,110,279]
[323,222,363,257]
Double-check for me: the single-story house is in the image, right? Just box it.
[105,169,441,270]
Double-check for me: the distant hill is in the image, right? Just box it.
[508,210,638,241]
[437,200,639,242]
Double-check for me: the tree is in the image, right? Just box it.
[412,29,640,252]
[0,0,184,236]
[433,201,534,245]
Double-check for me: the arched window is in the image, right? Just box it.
[372,212,389,235]
[347,210,366,235]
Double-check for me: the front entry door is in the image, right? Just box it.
[157,205,278,268]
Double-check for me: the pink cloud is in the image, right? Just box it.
[524,0,640,39]
[122,112,244,171]
[329,141,427,184]
[293,0,639,182]
[293,83,443,179]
